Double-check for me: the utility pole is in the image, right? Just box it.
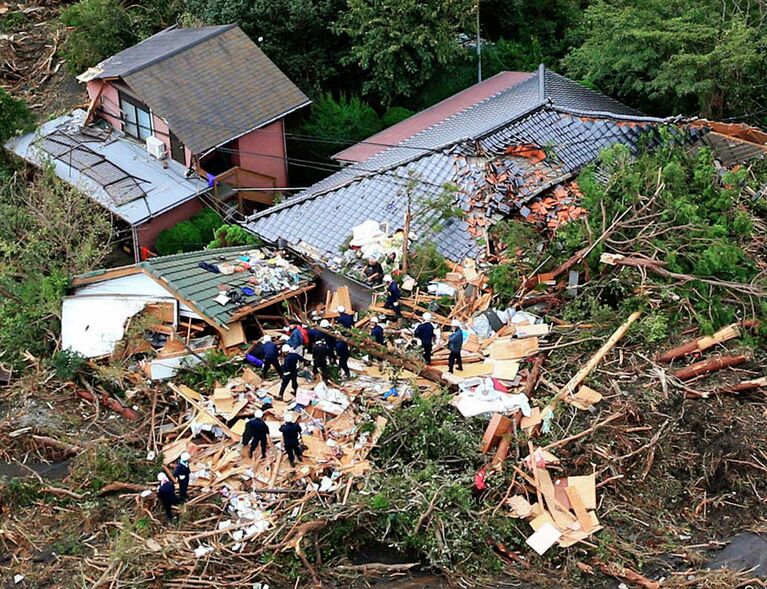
[476,0,482,83]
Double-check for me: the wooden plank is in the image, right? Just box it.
[492,360,520,381]
[481,413,512,453]
[515,323,550,338]
[564,385,603,410]
[564,486,593,532]
[566,474,596,510]
[220,320,246,348]
[489,337,539,360]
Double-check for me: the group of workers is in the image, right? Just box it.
[156,277,468,522]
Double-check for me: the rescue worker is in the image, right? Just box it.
[173,452,191,502]
[370,316,385,345]
[320,319,337,361]
[279,413,303,467]
[336,306,355,329]
[242,410,269,459]
[414,312,436,364]
[312,337,332,381]
[156,472,180,523]
[363,256,384,285]
[335,339,351,379]
[383,275,402,318]
[447,319,464,373]
[260,335,282,379]
[278,344,302,399]
[287,323,304,352]
[306,325,324,353]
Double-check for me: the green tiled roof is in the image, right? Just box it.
[137,246,314,327]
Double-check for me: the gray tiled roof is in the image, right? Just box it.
[246,69,665,264]
[87,26,311,155]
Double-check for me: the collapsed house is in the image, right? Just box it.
[245,65,767,278]
[5,24,310,258]
[63,246,315,377]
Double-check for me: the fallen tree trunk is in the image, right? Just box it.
[719,376,767,394]
[76,389,138,420]
[658,322,747,363]
[98,482,148,495]
[314,326,449,386]
[672,354,748,381]
[31,434,82,456]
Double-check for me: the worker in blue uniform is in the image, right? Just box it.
[278,344,303,399]
[447,319,464,373]
[156,472,181,523]
[242,410,270,459]
[370,316,385,345]
[260,336,283,379]
[336,306,355,329]
[413,312,436,364]
[279,413,304,467]
[383,275,402,318]
[173,452,191,502]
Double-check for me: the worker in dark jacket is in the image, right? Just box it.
[278,344,303,399]
[173,452,191,502]
[447,320,464,373]
[279,413,303,467]
[312,338,332,381]
[335,339,351,379]
[320,319,337,362]
[156,472,180,522]
[383,275,402,317]
[261,336,283,379]
[370,316,385,345]
[242,410,270,459]
[336,306,355,329]
[287,324,304,351]
[306,326,323,353]
[414,313,436,364]
[363,257,385,285]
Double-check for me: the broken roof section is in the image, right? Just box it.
[73,246,316,329]
[246,66,663,264]
[77,25,311,156]
[5,110,208,226]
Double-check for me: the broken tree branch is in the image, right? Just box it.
[672,354,748,381]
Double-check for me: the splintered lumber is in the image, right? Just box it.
[658,323,742,362]
[76,389,138,420]
[31,435,82,456]
[489,337,539,360]
[543,311,641,417]
[672,354,748,381]
[719,376,767,394]
[524,353,547,396]
[482,413,512,453]
[168,382,237,438]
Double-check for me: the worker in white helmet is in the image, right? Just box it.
[279,413,304,467]
[173,452,191,502]
[243,409,269,459]
[156,472,180,522]
[278,344,303,400]
[370,315,385,345]
[414,312,436,364]
[383,274,402,318]
[448,319,464,373]
[336,305,355,329]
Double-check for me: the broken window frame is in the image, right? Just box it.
[119,91,153,142]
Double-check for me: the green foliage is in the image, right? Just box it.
[70,443,161,492]
[183,0,349,96]
[563,0,767,118]
[61,0,137,74]
[208,224,260,249]
[0,478,43,508]
[51,349,88,381]
[337,0,473,104]
[406,242,449,288]
[0,88,34,143]
[381,106,415,128]
[154,209,224,255]
[177,350,241,390]
[487,264,520,305]
[301,93,383,159]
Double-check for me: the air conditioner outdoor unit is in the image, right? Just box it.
[145,136,167,160]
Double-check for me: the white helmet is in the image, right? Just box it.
[157,472,169,483]
[180,452,191,463]
[284,413,295,423]
[370,316,379,323]
[383,274,392,282]
[254,409,264,419]
[280,334,289,341]
[423,312,432,321]
[261,335,271,344]
[320,319,331,328]
[336,305,346,313]
[451,319,461,328]
[281,344,292,353]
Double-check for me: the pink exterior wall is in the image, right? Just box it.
[235,119,288,187]
[87,79,123,131]
[135,197,204,252]
[151,115,193,167]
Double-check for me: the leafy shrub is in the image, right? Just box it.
[0,88,34,143]
[381,106,415,128]
[406,242,449,287]
[69,443,161,491]
[61,0,137,74]
[301,93,382,157]
[51,349,87,381]
[177,350,241,390]
[208,224,260,249]
[154,209,223,255]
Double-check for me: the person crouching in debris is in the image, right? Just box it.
[173,452,191,502]
[287,322,305,354]
[335,339,351,379]
[156,472,181,522]
[278,344,302,400]
[363,256,384,286]
[414,313,436,364]
[447,319,464,374]
[336,306,355,329]
[242,410,270,459]
[383,275,402,318]
[260,336,283,379]
[312,337,332,381]
[279,413,303,467]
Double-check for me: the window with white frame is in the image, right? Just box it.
[119,91,152,141]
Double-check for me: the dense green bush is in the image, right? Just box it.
[406,242,449,287]
[154,208,223,255]
[61,0,137,74]
[301,93,382,157]
[0,88,34,143]
[208,224,261,249]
